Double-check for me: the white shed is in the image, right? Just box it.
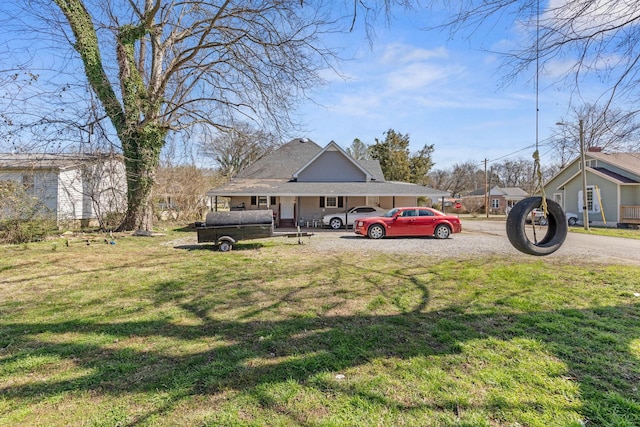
[0,153,127,227]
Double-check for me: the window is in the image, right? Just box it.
[401,209,416,217]
[320,196,344,208]
[578,186,600,213]
[553,193,562,207]
[418,209,434,216]
[250,196,257,206]
[258,196,268,207]
[491,198,500,209]
[270,196,276,205]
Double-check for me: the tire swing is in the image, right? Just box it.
[505,0,567,256]
[506,196,567,256]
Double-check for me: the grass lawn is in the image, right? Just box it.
[0,229,639,426]
[569,227,640,240]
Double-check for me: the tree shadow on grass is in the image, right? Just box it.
[1,262,638,426]
[173,242,265,251]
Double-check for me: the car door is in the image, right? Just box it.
[391,208,418,236]
[349,207,374,225]
[415,209,436,236]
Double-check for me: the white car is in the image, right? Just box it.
[528,209,579,226]
[322,206,387,229]
[565,212,579,226]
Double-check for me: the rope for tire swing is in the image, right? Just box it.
[505,0,568,256]
[530,149,547,244]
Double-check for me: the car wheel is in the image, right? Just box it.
[367,224,385,239]
[506,197,567,256]
[568,217,577,226]
[329,218,343,229]
[538,217,548,226]
[434,224,451,239]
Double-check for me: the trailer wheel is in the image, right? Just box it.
[506,197,567,256]
[218,240,233,252]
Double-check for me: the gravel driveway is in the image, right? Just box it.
[290,221,640,265]
[178,220,640,265]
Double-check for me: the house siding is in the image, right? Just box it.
[296,151,367,182]
[89,159,127,220]
[58,168,83,221]
[0,169,60,215]
[37,171,59,215]
[545,154,640,226]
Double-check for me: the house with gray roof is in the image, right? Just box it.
[462,185,529,215]
[206,138,450,227]
[0,153,127,227]
[543,150,640,227]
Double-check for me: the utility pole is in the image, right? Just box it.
[484,158,489,218]
[579,119,589,230]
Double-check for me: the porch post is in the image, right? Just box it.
[344,196,349,230]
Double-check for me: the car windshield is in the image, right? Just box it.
[382,208,399,218]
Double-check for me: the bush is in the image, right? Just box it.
[0,218,58,244]
[0,180,57,244]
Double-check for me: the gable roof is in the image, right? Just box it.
[545,151,640,189]
[292,140,375,181]
[208,139,449,198]
[465,186,528,198]
[235,138,322,180]
[592,167,639,184]
[492,186,529,197]
[587,151,640,177]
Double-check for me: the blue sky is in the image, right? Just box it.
[296,7,580,171]
[0,2,620,172]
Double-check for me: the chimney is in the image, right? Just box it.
[587,146,602,152]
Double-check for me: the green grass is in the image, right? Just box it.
[0,230,638,426]
[569,226,640,240]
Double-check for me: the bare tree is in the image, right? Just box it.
[429,161,483,196]
[1,1,410,232]
[428,1,640,109]
[198,122,280,180]
[154,164,220,221]
[551,103,640,167]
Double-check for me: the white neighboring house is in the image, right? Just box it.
[0,153,127,227]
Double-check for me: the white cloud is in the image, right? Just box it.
[378,44,449,65]
[385,63,455,91]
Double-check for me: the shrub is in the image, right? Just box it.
[0,180,57,244]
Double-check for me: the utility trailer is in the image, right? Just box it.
[196,210,312,251]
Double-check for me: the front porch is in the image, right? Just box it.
[621,206,640,224]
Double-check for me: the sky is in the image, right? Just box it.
[0,2,623,172]
[295,7,585,172]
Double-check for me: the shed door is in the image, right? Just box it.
[281,196,295,219]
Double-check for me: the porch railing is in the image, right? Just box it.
[621,206,640,224]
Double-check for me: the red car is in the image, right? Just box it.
[354,207,462,239]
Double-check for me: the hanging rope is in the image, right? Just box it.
[505,0,567,256]
[534,0,548,218]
